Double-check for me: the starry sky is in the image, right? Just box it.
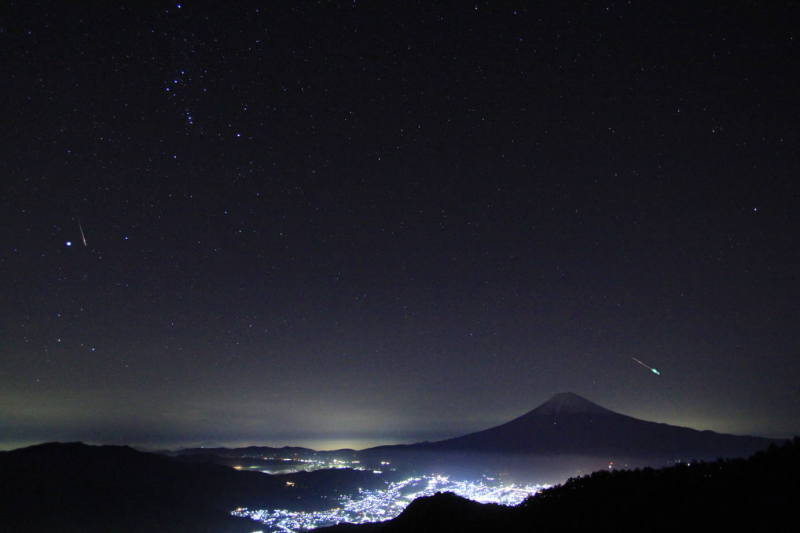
[2,1,799,450]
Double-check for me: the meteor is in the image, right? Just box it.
[78,221,87,247]
[632,357,661,375]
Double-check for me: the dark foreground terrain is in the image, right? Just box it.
[0,442,387,533]
[0,442,287,532]
[323,438,800,533]
[1,437,796,532]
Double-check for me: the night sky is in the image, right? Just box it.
[2,1,799,451]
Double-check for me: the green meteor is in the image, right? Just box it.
[632,357,661,376]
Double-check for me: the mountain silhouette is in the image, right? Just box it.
[0,442,370,532]
[368,392,777,461]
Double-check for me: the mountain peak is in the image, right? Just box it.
[533,392,613,415]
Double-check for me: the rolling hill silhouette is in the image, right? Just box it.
[0,442,376,532]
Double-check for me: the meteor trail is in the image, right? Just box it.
[78,221,87,247]
[632,357,661,375]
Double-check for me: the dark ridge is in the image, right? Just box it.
[175,445,318,456]
[0,441,349,532]
[321,438,800,533]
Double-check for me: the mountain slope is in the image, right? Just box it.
[0,442,304,532]
[369,393,777,460]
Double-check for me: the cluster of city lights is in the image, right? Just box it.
[232,474,547,532]
[232,456,368,475]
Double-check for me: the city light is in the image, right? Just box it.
[232,474,547,532]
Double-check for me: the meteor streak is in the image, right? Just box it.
[632,357,661,375]
[78,221,87,247]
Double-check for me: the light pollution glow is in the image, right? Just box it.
[233,474,548,532]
